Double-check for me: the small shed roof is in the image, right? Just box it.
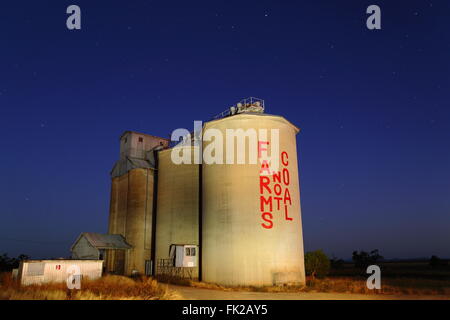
[71,232,132,251]
[110,156,156,178]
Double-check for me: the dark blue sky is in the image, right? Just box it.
[1,0,449,260]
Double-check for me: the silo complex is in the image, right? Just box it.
[201,113,305,286]
[103,98,305,286]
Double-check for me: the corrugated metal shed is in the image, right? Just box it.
[19,260,103,286]
[71,232,131,251]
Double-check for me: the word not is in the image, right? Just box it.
[366,265,381,289]
[66,5,81,30]
[366,5,381,30]
[259,145,293,229]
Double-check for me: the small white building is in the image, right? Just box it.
[18,260,103,286]
[169,244,198,267]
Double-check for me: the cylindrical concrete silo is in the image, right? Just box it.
[155,146,199,278]
[201,112,305,286]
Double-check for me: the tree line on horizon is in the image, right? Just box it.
[0,253,30,272]
[304,249,449,279]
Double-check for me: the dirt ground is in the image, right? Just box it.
[169,284,450,300]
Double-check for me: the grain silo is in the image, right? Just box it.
[106,131,168,276]
[154,145,200,279]
[201,99,305,286]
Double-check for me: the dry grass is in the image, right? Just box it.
[156,275,234,291]
[157,275,450,296]
[2,272,449,299]
[299,277,450,296]
[0,273,180,300]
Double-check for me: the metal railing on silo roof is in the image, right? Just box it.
[212,97,265,120]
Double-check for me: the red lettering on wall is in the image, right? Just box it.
[274,184,282,196]
[260,195,273,212]
[284,205,293,221]
[260,176,271,194]
[273,171,281,183]
[258,141,269,158]
[283,188,292,205]
[274,196,282,210]
[261,212,273,229]
[281,151,289,166]
[258,144,294,228]
[259,160,271,175]
[282,168,290,185]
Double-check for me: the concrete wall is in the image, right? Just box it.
[19,260,103,286]
[155,147,199,278]
[107,168,154,275]
[201,113,306,286]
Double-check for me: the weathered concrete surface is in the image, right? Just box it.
[107,168,154,276]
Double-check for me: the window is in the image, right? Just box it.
[138,137,143,142]
[185,247,196,256]
[27,263,45,276]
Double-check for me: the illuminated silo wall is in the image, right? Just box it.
[201,113,305,286]
[107,168,154,275]
[155,146,199,278]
